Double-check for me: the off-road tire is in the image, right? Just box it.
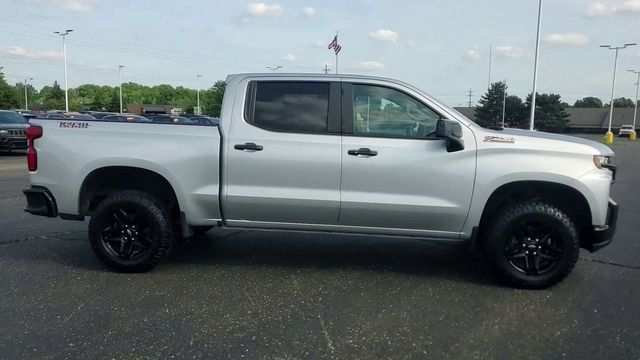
[89,191,174,272]
[482,200,580,289]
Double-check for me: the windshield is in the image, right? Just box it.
[0,111,28,124]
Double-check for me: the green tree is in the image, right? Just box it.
[201,80,226,117]
[38,81,66,110]
[573,96,603,108]
[612,97,635,108]
[504,95,527,128]
[0,70,20,109]
[475,81,525,128]
[525,93,570,133]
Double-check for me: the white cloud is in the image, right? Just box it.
[543,33,590,45]
[302,6,316,17]
[406,40,417,48]
[313,40,326,48]
[3,46,62,60]
[246,2,283,18]
[19,0,100,12]
[353,61,385,71]
[368,29,398,43]
[494,46,524,59]
[586,1,640,17]
[283,53,297,62]
[465,49,481,61]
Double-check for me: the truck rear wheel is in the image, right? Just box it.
[482,200,580,289]
[88,191,174,272]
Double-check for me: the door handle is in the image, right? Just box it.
[234,142,264,151]
[347,148,378,157]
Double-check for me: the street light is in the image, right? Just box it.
[629,69,640,141]
[118,65,125,114]
[600,43,637,144]
[54,29,73,111]
[24,77,33,110]
[502,80,507,127]
[196,74,203,115]
[529,0,543,131]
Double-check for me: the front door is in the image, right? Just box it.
[339,82,476,237]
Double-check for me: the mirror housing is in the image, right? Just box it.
[436,119,465,152]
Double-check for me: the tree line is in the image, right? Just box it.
[474,81,639,132]
[0,70,226,117]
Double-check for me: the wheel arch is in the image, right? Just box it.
[78,166,181,218]
[477,180,592,249]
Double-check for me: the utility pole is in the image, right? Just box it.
[54,29,73,112]
[322,64,331,74]
[628,69,640,140]
[529,0,543,131]
[196,74,203,115]
[467,89,473,107]
[502,81,507,127]
[266,66,282,72]
[600,43,637,144]
[24,77,33,110]
[118,65,124,114]
[488,45,492,89]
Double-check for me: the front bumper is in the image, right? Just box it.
[23,186,58,218]
[587,198,618,252]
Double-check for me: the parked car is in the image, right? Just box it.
[23,73,618,288]
[0,110,29,153]
[37,112,97,120]
[617,125,635,137]
[87,111,118,119]
[101,114,152,122]
[185,115,220,126]
[145,114,193,124]
[12,109,38,120]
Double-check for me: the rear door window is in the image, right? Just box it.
[246,81,330,134]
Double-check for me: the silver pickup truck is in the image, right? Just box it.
[22,73,618,288]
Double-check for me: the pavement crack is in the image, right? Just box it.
[0,231,85,245]
[581,256,640,270]
[318,313,335,352]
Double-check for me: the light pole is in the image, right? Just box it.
[529,0,543,131]
[54,29,73,111]
[600,43,637,144]
[266,66,282,72]
[24,77,33,110]
[629,69,640,141]
[502,81,507,127]
[118,65,125,114]
[196,74,203,115]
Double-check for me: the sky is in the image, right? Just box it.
[1,0,640,107]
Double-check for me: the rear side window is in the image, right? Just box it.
[247,81,329,133]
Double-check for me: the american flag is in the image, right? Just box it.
[328,35,341,54]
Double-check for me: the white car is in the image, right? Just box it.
[618,125,635,137]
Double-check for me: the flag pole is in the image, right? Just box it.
[335,31,339,74]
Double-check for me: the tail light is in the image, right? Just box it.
[26,125,43,171]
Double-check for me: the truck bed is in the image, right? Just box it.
[28,119,222,225]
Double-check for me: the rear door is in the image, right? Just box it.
[223,79,342,226]
[339,81,476,237]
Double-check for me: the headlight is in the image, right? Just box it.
[0,130,8,135]
[593,155,611,169]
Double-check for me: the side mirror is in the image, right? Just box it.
[436,119,465,152]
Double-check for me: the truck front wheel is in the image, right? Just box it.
[88,191,174,272]
[482,201,580,289]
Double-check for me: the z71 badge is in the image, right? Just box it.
[483,135,515,143]
[59,122,91,129]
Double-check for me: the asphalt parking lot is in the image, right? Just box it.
[1,136,639,359]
